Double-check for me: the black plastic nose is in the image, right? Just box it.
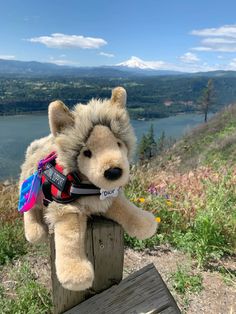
[104,167,122,181]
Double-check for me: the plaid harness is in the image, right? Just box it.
[41,155,101,206]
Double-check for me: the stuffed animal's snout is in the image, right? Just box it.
[104,167,123,181]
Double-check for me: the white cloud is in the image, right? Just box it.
[191,25,236,38]
[0,55,15,60]
[48,56,79,66]
[192,47,212,51]
[179,52,200,63]
[99,52,114,57]
[228,58,236,70]
[27,33,107,49]
[191,24,236,52]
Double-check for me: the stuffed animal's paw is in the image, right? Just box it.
[57,259,94,291]
[25,222,47,243]
[127,210,158,240]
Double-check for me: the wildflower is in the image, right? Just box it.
[148,185,158,195]
[155,217,161,223]
[138,197,145,203]
[166,200,172,207]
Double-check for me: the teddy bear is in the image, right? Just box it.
[19,87,157,291]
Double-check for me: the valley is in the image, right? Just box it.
[1,75,236,118]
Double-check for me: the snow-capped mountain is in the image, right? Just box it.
[117,56,154,70]
[116,56,184,75]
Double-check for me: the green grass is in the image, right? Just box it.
[124,232,163,250]
[0,220,28,265]
[169,174,236,266]
[170,266,203,295]
[0,262,52,314]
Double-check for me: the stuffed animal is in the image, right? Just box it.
[19,87,157,291]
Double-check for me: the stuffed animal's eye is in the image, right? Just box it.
[117,142,122,147]
[83,149,92,158]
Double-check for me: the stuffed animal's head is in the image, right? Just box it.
[48,87,136,190]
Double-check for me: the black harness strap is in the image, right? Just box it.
[41,161,101,206]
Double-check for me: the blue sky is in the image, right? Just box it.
[1,0,236,72]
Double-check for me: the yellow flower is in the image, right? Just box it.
[155,217,161,223]
[166,200,172,207]
[138,197,145,203]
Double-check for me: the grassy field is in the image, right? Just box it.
[0,104,236,313]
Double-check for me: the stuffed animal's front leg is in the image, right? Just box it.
[105,192,158,240]
[54,213,94,291]
[24,205,47,243]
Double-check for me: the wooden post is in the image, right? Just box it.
[50,216,124,314]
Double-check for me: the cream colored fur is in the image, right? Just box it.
[20,87,157,291]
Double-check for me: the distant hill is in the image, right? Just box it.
[1,58,236,78]
[0,59,129,77]
[186,70,236,78]
[0,59,182,77]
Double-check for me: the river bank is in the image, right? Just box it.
[0,108,203,119]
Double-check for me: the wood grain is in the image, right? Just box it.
[64,263,181,314]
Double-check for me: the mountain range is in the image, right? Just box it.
[1,58,236,78]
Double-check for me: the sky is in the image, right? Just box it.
[1,0,236,72]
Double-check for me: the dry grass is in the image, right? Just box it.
[0,183,19,224]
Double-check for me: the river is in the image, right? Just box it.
[0,113,208,180]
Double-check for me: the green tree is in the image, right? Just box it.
[199,79,214,123]
[138,134,149,161]
[146,124,157,158]
[138,124,157,161]
[157,131,166,153]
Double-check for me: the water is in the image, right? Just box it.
[0,113,207,180]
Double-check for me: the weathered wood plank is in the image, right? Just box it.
[158,307,181,314]
[91,217,124,292]
[64,263,181,314]
[50,216,124,314]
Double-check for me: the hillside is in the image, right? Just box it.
[2,75,236,117]
[156,104,236,170]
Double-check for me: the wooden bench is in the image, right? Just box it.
[50,217,181,314]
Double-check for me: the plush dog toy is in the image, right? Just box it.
[19,87,157,291]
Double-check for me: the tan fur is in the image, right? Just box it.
[20,87,157,291]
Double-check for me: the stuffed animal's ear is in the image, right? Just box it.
[48,100,74,136]
[111,87,127,108]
